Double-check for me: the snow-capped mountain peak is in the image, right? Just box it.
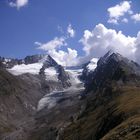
[7,54,58,76]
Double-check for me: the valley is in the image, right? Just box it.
[0,52,140,140]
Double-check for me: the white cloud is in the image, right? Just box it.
[47,48,78,66]
[57,25,64,34]
[108,19,118,24]
[36,37,67,51]
[80,23,137,62]
[35,37,78,66]
[135,32,140,62]
[131,13,140,22]
[35,24,78,66]
[9,0,28,9]
[67,24,75,38]
[34,42,42,46]
[107,1,132,24]
[35,23,140,66]
[122,18,128,23]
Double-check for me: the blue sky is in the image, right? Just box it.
[0,0,140,65]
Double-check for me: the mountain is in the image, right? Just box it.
[85,51,140,92]
[0,68,45,140]
[0,54,73,139]
[80,58,98,82]
[0,52,140,140]
[6,54,71,91]
[60,51,140,140]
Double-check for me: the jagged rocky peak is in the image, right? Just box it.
[0,54,47,69]
[80,58,98,82]
[97,50,125,65]
[97,50,140,74]
[39,54,60,76]
[39,55,70,88]
[85,51,140,92]
[41,55,58,68]
[0,56,23,68]
[24,54,46,64]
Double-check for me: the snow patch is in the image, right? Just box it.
[65,68,83,85]
[37,67,85,111]
[8,63,43,75]
[87,58,98,71]
[37,91,65,111]
[4,58,11,63]
[37,94,57,111]
[44,67,59,81]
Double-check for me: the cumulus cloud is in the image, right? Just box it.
[67,24,75,38]
[131,13,140,22]
[35,24,78,66]
[108,19,118,24]
[47,48,78,66]
[135,32,140,62]
[107,1,132,24]
[80,23,138,63]
[122,18,128,23]
[9,0,28,9]
[57,25,64,34]
[35,23,140,66]
[36,37,67,51]
[34,42,42,46]
[36,38,78,66]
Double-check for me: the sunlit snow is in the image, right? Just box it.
[87,58,98,71]
[65,68,83,85]
[44,67,58,81]
[37,67,84,111]
[8,63,43,75]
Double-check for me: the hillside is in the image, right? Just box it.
[0,52,140,140]
[60,52,140,140]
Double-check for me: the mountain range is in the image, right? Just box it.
[0,51,140,140]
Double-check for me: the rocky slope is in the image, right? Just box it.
[0,54,72,140]
[60,51,140,140]
[0,52,140,140]
[0,68,45,140]
[7,54,71,91]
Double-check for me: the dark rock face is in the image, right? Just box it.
[60,52,140,140]
[24,54,46,64]
[79,62,89,81]
[1,52,140,140]
[39,55,71,89]
[0,54,71,139]
[0,56,23,68]
[57,65,71,87]
[85,51,140,92]
[42,55,58,68]
[0,54,45,68]
[0,54,70,90]
[0,69,45,140]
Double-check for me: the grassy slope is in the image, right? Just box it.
[102,86,140,140]
[61,84,140,140]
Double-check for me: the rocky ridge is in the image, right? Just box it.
[0,51,140,140]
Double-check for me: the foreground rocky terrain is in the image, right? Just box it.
[0,51,140,140]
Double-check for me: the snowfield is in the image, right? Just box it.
[7,58,98,112]
[65,68,83,85]
[8,63,43,75]
[8,63,59,81]
[37,67,84,111]
[87,58,98,71]
[37,85,84,111]
[44,67,58,81]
